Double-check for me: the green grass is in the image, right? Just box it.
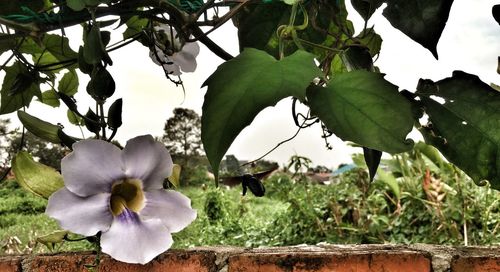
[0,180,288,254]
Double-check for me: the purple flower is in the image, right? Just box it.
[46,135,196,264]
[149,25,200,76]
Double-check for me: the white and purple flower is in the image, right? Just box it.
[149,24,200,76]
[46,135,196,264]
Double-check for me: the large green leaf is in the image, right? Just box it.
[307,71,414,154]
[12,151,64,199]
[382,0,454,59]
[416,71,500,190]
[202,48,321,180]
[0,62,41,114]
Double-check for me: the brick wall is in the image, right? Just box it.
[0,245,499,272]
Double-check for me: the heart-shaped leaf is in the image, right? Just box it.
[416,71,500,190]
[0,62,41,114]
[382,0,454,59]
[307,71,414,154]
[202,48,321,181]
[40,89,60,108]
[58,70,79,96]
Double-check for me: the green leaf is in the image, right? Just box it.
[355,28,382,57]
[86,66,115,100]
[123,16,149,44]
[340,46,374,71]
[67,109,83,126]
[382,0,454,59]
[66,0,85,11]
[58,70,79,96]
[37,231,69,251]
[0,62,41,114]
[416,71,500,189]
[84,108,101,134]
[0,0,45,16]
[18,111,61,143]
[107,98,122,129]
[233,0,349,58]
[83,24,106,64]
[43,34,78,62]
[0,34,16,56]
[40,89,60,107]
[307,71,414,154]
[202,48,321,180]
[363,147,382,182]
[350,0,383,21]
[12,151,64,199]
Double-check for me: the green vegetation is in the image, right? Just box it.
[1,147,499,254]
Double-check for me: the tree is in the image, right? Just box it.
[162,108,203,157]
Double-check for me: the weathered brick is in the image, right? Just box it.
[21,250,216,272]
[0,255,21,272]
[451,256,500,272]
[228,251,431,272]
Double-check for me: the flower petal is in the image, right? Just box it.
[163,62,181,76]
[62,139,124,196]
[140,190,197,233]
[122,135,173,190]
[101,210,173,264]
[46,188,113,236]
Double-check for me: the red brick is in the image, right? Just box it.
[452,256,500,272]
[228,251,431,272]
[0,256,21,272]
[22,250,216,272]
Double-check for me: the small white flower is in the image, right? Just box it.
[46,135,196,264]
[149,25,200,76]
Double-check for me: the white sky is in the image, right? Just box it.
[2,0,499,168]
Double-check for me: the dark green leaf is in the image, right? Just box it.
[0,0,45,16]
[9,71,39,96]
[233,0,349,58]
[86,66,115,100]
[0,62,41,114]
[66,0,85,11]
[416,71,500,189]
[355,28,382,57]
[84,109,101,134]
[307,71,414,153]
[382,0,454,59]
[12,151,64,199]
[202,48,321,180]
[40,89,60,107]
[351,0,383,21]
[18,111,61,143]
[0,34,17,56]
[363,147,382,181]
[77,46,93,74]
[493,5,500,25]
[107,98,122,129]
[58,129,78,149]
[340,46,374,71]
[58,70,79,96]
[83,24,106,64]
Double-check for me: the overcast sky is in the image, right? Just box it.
[3,0,500,168]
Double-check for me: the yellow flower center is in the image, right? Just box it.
[110,179,145,216]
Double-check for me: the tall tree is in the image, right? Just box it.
[162,108,203,156]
